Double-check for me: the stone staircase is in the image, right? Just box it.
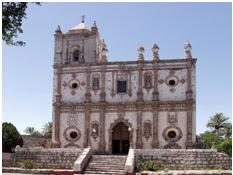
[83,155,127,175]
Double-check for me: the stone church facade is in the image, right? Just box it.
[52,20,196,154]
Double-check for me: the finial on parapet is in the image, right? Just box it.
[152,43,160,62]
[184,41,192,59]
[55,25,62,34]
[137,46,145,62]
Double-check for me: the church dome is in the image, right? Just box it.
[70,22,91,31]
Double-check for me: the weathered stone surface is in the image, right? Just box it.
[135,149,232,170]
[13,148,82,169]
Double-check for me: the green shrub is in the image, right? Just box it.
[2,122,23,152]
[137,159,161,172]
[216,138,232,156]
[20,160,37,169]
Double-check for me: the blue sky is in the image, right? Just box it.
[2,3,232,134]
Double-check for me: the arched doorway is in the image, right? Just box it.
[112,122,130,154]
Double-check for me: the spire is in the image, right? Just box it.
[184,41,192,59]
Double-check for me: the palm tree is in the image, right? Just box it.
[207,113,229,131]
[222,122,232,138]
[42,122,52,137]
[24,127,41,136]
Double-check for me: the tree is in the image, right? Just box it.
[2,122,23,152]
[42,122,52,137]
[199,131,222,149]
[216,138,232,156]
[2,2,40,46]
[24,126,41,136]
[198,113,232,157]
[207,113,230,132]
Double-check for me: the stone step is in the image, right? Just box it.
[91,158,126,161]
[92,156,126,159]
[88,161,125,165]
[87,163,125,167]
[84,154,126,174]
[85,170,125,175]
[86,167,125,171]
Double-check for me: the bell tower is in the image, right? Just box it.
[53,18,107,66]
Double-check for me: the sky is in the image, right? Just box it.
[2,2,232,134]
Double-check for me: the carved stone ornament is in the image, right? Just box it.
[67,114,78,126]
[144,72,153,92]
[81,81,86,87]
[91,73,100,92]
[91,121,99,141]
[180,78,186,84]
[143,120,152,141]
[62,81,68,89]
[167,112,178,125]
[159,79,164,84]
[169,87,176,93]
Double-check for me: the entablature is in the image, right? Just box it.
[57,100,195,113]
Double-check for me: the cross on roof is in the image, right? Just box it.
[81,15,85,23]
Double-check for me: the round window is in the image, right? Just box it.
[70,131,78,139]
[166,76,178,87]
[71,82,78,89]
[168,80,176,86]
[167,131,176,139]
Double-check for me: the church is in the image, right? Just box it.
[52,19,196,154]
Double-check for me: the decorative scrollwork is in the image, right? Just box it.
[91,121,99,140]
[143,120,152,141]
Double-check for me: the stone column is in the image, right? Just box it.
[186,108,193,148]
[100,65,106,102]
[152,63,159,101]
[136,108,143,148]
[152,110,159,148]
[186,61,193,100]
[53,64,62,147]
[186,59,194,148]
[99,103,106,153]
[85,65,91,103]
[84,104,91,148]
[137,62,143,102]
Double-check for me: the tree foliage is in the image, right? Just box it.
[2,122,23,152]
[198,113,232,156]
[42,122,52,137]
[24,126,41,136]
[207,113,229,132]
[2,2,40,46]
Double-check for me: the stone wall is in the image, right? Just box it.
[2,153,14,167]
[13,148,82,169]
[135,149,232,170]
[22,135,51,148]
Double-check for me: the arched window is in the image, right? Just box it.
[73,49,80,62]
